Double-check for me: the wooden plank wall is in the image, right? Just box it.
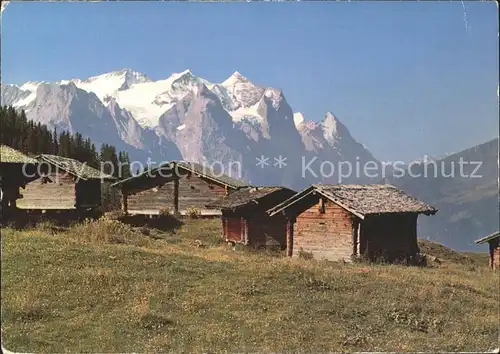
[293,198,354,262]
[177,173,227,212]
[0,163,34,208]
[359,213,419,260]
[493,247,500,270]
[247,216,287,248]
[17,172,76,210]
[76,179,102,208]
[225,217,243,242]
[125,173,230,215]
[127,180,175,214]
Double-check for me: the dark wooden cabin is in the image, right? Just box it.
[0,145,38,216]
[206,186,296,248]
[267,184,437,262]
[111,161,248,216]
[17,154,114,211]
[475,231,500,270]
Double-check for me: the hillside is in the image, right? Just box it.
[393,138,499,251]
[1,218,498,352]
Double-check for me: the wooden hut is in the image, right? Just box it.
[17,154,114,211]
[206,186,296,248]
[111,161,248,216]
[0,145,38,215]
[267,184,437,262]
[475,231,500,270]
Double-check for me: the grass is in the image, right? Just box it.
[417,239,489,267]
[2,217,499,352]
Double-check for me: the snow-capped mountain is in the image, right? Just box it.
[295,112,380,184]
[2,68,380,187]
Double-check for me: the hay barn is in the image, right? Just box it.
[0,145,38,214]
[206,186,296,248]
[111,161,248,217]
[475,231,500,270]
[268,184,437,262]
[17,154,114,211]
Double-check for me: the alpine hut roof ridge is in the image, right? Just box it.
[0,145,37,164]
[111,160,248,189]
[475,231,500,244]
[37,154,115,181]
[206,186,296,210]
[268,184,437,218]
[176,161,248,188]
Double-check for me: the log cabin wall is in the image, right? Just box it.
[0,164,27,208]
[493,247,500,270]
[177,173,228,213]
[359,213,419,261]
[220,212,287,248]
[75,179,102,208]
[246,215,287,248]
[125,176,176,215]
[292,197,354,262]
[123,173,233,215]
[223,215,244,243]
[17,172,77,210]
[488,238,500,269]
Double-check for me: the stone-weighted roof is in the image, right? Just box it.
[268,184,437,219]
[0,145,37,164]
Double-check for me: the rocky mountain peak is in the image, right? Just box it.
[3,68,382,188]
[293,112,305,127]
[322,112,351,142]
[222,71,250,86]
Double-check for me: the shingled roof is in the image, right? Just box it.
[0,145,37,164]
[475,231,500,245]
[111,161,248,189]
[176,161,248,188]
[206,186,296,210]
[38,154,114,181]
[268,184,437,219]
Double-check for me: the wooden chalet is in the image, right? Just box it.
[206,186,296,248]
[111,161,249,216]
[267,184,437,262]
[0,145,38,214]
[475,231,500,270]
[17,154,114,211]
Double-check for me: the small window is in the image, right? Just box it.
[190,185,195,190]
[208,185,214,190]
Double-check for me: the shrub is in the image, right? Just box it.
[105,209,125,220]
[67,216,150,247]
[34,220,57,235]
[298,248,314,260]
[185,206,201,219]
[158,206,171,216]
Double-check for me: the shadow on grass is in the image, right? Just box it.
[1,210,86,231]
[137,313,175,331]
[118,214,183,233]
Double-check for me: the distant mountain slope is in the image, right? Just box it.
[392,138,499,251]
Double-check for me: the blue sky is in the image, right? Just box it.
[1,1,498,162]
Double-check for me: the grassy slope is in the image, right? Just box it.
[2,218,499,352]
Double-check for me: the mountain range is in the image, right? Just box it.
[1,69,498,250]
[1,68,379,189]
[390,138,499,252]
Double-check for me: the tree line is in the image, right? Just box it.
[0,105,131,179]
